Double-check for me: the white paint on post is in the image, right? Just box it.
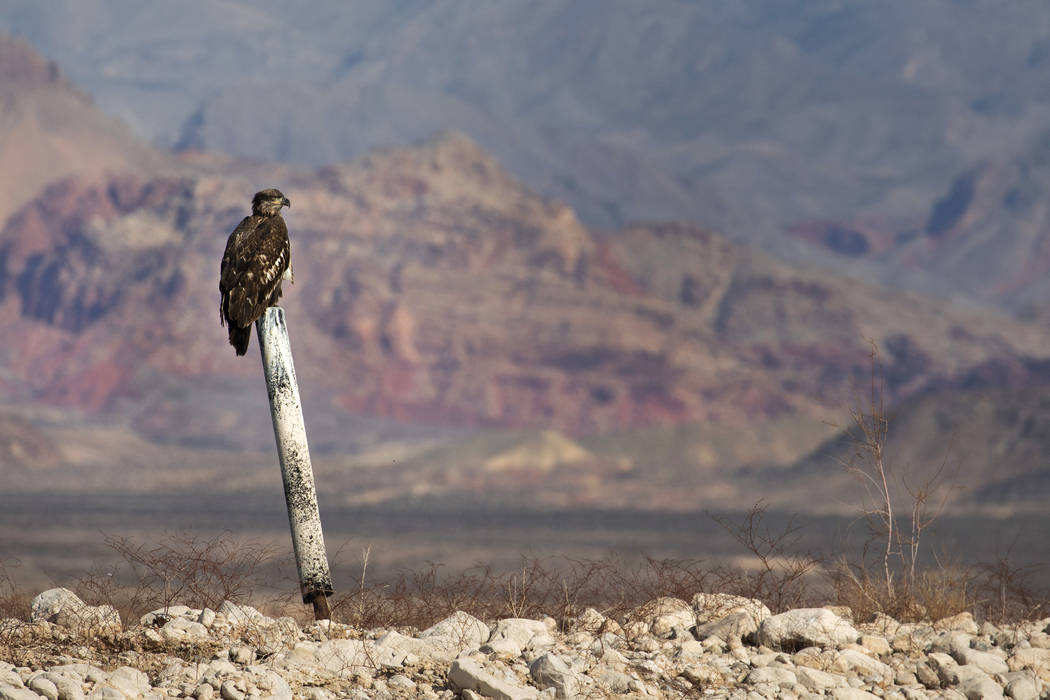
[256,307,334,613]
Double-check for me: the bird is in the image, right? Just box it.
[219,188,293,355]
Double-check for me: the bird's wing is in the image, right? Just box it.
[220,216,291,328]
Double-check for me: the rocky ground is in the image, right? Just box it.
[1,589,1048,699]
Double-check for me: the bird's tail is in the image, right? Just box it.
[229,324,252,356]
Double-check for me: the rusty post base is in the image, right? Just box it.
[309,593,331,621]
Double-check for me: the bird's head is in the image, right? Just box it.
[251,188,291,216]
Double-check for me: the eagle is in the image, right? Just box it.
[219,188,293,355]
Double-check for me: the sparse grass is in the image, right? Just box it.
[1,336,1048,637]
[973,550,1049,623]
[74,531,279,626]
[829,555,973,622]
[710,502,822,612]
[0,558,30,620]
[0,527,1046,668]
[328,554,713,632]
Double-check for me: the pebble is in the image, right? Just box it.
[2,588,1048,699]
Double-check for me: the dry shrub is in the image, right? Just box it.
[0,559,30,621]
[0,559,31,660]
[973,553,1049,623]
[830,556,973,623]
[75,531,278,624]
[328,553,711,631]
[710,502,822,612]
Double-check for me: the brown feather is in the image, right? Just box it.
[219,189,292,355]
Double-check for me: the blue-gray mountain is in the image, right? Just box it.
[5,2,1050,310]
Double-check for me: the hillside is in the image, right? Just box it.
[0,35,161,226]
[0,34,1047,518]
[4,131,1049,451]
[6,2,1050,313]
[758,357,1050,515]
[3,131,1050,516]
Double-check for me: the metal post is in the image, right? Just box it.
[256,307,334,619]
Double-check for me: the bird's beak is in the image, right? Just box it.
[283,197,291,208]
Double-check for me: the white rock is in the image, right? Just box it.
[374,630,451,667]
[859,635,891,656]
[199,660,238,678]
[313,639,375,674]
[830,690,881,700]
[31,589,86,623]
[49,665,102,683]
[675,638,705,659]
[140,606,193,626]
[758,609,860,651]
[245,668,291,700]
[1,686,44,700]
[480,638,522,658]
[1008,647,1050,671]
[795,666,848,691]
[28,676,59,700]
[448,659,538,700]
[217,601,267,627]
[106,667,149,697]
[1004,676,1040,700]
[893,625,936,654]
[829,649,892,679]
[197,609,217,628]
[691,593,771,625]
[160,618,208,642]
[593,669,633,694]
[631,597,695,638]
[229,646,253,665]
[387,674,415,690]
[867,613,902,637]
[419,612,489,650]
[746,666,797,685]
[488,618,553,651]
[938,613,979,635]
[749,651,779,668]
[928,651,960,681]
[953,646,1009,675]
[679,664,726,686]
[218,681,243,700]
[588,639,628,669]
[41,672,86,700]
[695,611,757,645]
[954,665,1004,699]
[572,608,614,635]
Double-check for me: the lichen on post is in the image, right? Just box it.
[256,306,334,619]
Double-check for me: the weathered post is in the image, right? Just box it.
[256,307,334,619]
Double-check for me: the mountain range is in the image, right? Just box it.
[6,0,1050,314]
[0,31,1047,516]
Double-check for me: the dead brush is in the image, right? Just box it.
[829,555,973,622]
[75,531,278,624]
[828,341,967,622]
[710,502,822,613]
[0,559,32,662]
[327,552,713,632]
[0,558,29,621]
[973,551,1049,623]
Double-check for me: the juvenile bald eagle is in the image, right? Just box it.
[219,188,293,355]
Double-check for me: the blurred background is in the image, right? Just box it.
[0,1,1048,590]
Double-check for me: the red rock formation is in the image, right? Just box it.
[2,135,1050,447]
